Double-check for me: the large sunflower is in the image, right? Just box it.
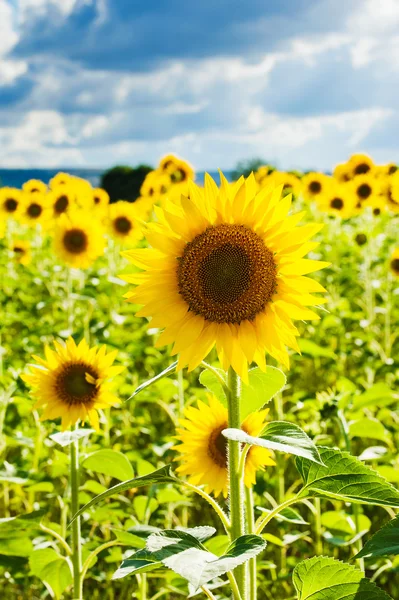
[301,173,331,201]
[108,201,143,245]
[174,395,275,497]
[123,173,328,380]
[22,338,123,430]
[53,211,105,269]
[22,179,47,195]
[0,188,23,219]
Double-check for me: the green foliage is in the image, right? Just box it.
[355,514,399,559]
[100,164,153,203]
[30,548,72,599]
[82,449,134,481]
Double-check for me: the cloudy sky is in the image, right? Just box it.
[0,0,398,171]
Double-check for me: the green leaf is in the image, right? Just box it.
[353,383,397,410]
[0,537,33,557]
[321,511,371,547]
[70,465,176,525]
[199,368,227,405]
[0,510,46,531]
[296,447,399,507]
[112,549,163,580]
[257,506,308,525]
[82,449,134,481]
[241,367,286,419]
[112,529,146,548]
[223,422,323,464]
[49,429,95,447]
[293,556,393,599]
[30,548,73,599]
[349,418,390,443]
[355,514,399,559]
[129,362,178,399]
[298,338,337,359]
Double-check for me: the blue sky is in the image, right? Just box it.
[0,0,398,171]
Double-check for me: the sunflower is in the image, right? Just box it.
[53,211,105,269]
[140,171,171,198]
[333,162,352,183]
[19,193,52,228]
[48,187,76,218]
[376,163,398,178]
[317,184,356,219]
[349,153,375,177]
[108,201,143,245]
[0,188,22,219]
[49,172,72,189]
[387,172,399,212]
[170,159,195,185]
[267,171,301,198]
[255,165,273,187]
[10,239,31,266]
[301,173,331,201]
[366,195,387,217]
[22,179,47,195]
[21,338,123,430]
[390,249,399,277]
[122,173,329,380]
[351,174,380,211]
[92,188,110,213]
[174,395,275,497]
[159,154,180,174]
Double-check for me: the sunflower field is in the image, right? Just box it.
[0,153,398,600]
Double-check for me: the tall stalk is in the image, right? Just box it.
[70,437,83,599]
[226,368,247,598]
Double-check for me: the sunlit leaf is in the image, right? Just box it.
[82,449,134,481]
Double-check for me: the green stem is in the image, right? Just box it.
[226,368,247,598]
[81,541,120,582]
[181,481,230,533]
[255,496,302,535]
[70,437,83,599]
[227,572,244,600]
[314,498,323,556]
[245,487,257,600]
[40,524,72,556]
[201,361,229,396]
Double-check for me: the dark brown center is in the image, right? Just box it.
[94,196,100,205]
[354,162,370,175]
[63,229,88,254]
[357,183,372,199]
[309,180,321,194]
[13,246,25,254]
[5,198,18,212]
[114,216,132,234]
[355,233,367,246]
[391,258,399,274]
[177,223,277,324]
[55,362,99,406]
[55,195,69,214]
[28,203,42,218]
[208,424,228,468]
[330,197,344,210]
[373,208,381,216]
[388,165,397,175]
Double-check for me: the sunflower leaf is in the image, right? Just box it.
[82,449,134,481]
[199,367,227,405]
[293,556,393,599]
[69,465,177,526]
[112,549,163,580]
[49,429,95,447]
[222,421,323,464]
[241,367,286,418]
[296,447,399,507]
[129,361,178,399]
[30,548,73,599]
[354,514,399,559]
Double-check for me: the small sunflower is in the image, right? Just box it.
[170,159,195,185]
[19,193,52,228]
[140,171,170,198]
[352,175,379,211]
[48,187,76,218]
[108,201,143,245]
[122,173,329,380]
[22,179,47,195]
[92,188,110,213]
[366,195,387,217]
[333,163,352,183]
[390,249,399,277]
[255,165,274,187]
[388,172,399,212]
[0,188,22,219]
[317,184,356,219]
[301,173,331,201]
[349,153,375,177]
[159,154,180,174]
[267,171,301,198]
[174,395,275,497]
[53,211,105,269]
[11,239,31,266]
[376,163,398,178]
[21,338,123,430]
[49,172,72,189]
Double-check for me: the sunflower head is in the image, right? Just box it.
[170,159,195,185]
[140,171,171,199]
[0,188,22,218]
[108,201,143,245]
[301,173,331,201]
[48,186,77,218]
[122,172,329,381]
[390,249,399,277]
[317,184,356,219]
[349,153,375,178]
[159,154,180,174]
[53,211,105,269]
[22,338,124,430]
[387,172,399,212]
[92,188,110,212]
[351,174,379,211]
[19,193,52,227]
[266,171,301,198]
[174,395,275,496]
[333,163,352,183]
[255,165,273,187]
[49,172,72,189]
[11,239,31,266]
[22,179,47,195]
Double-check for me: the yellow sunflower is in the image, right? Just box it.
[317,184,356,219]
[10,239,31,266]
[47,187,76,218]
[170,159,195,185]
[0,188,23,219]
[388,172,399,212]
[349,153,375,177]
[122,173,329,380]
[22,179,47,194]
[18,193,52,228]
[366,195,387,217]
[21,337,123,430]
[255,165,273,187]
[376,163,398,178]
[174,395,275,497]
[53,211,105,269]
[351,174,380,211]
[159,154,180,174]
[49,172,72,189]
[267,171,301,198]
[333,163,352,183]
[390,249,399,277]
[140,171,170,198]
[301,172,331,201]
[92,188,110,213]
[107,201,143,245]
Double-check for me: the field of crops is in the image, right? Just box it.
[1,153,398,600]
